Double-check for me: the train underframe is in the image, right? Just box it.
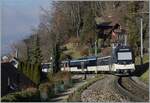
[113,68,135,76]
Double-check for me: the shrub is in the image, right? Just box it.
[60,54,72,61]
[53,71,72,92]
[80,49,89,56]
[47,72,54,83]
[1,94,17,102]
[1,88,40,102]
[101,47,111,56]
[54,71,71,82]
[39,82,55,101]
[33,63,41,85]
[61,46,67,51]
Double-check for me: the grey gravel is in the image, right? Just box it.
[81,75,129,102]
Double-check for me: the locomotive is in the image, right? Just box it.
[110,45,135,74]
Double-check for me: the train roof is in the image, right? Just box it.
[97,56,111,60]
[115,45,132,51]
[70,57,96,63]
[115,45,130,49]
[61,56,97,63]
[78,55,96,60]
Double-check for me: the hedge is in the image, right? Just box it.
[39,82,55,101]
[1,88,40,102]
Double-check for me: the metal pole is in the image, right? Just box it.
[96,60,98,74]
[95,41,97,56]
[95,40,98,75]
[81,62,86,80]
[124,34,127,46]
[140,18,143,64]
[15,49,18,58]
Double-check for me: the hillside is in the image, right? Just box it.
[13,1,149,63]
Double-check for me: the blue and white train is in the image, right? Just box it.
[110,45,135,74]
[61,45,135,75]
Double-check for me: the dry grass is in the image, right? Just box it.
[135,54,149,65]
[63,42,82,59]
[140,70,149,84]
[54,71,71,82]
[135,54,149,84]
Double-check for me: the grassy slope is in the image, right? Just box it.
[63,43,81,59]
[135,54,149,84]
[135,54,149,65]
[140,70,149,84]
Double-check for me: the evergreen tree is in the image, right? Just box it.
[18,61,23,72]
[30,64,34,80]
[26,63,31,78]
[31,34,43,64]
[33,63,41,85]
[25,34,43,84]
[23,38,33,63]
[35,35,43,64]
[51,43,61,73]
[23,62,27,75]
[27,46,33,63]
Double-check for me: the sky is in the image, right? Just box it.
[1,0,52,55]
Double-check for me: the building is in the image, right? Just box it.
[9,57,19,68]
[1,62,36,96]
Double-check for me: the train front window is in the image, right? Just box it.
[117,52,132,60]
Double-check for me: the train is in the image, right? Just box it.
[111,45,135,74]
[61,45,135,75]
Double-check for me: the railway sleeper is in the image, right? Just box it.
[115,77,146,102]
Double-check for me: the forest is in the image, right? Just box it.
[13,1,149,63]
[2,1,149,101]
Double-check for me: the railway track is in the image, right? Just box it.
[116,76,149,102]
[81,74,149,102]
[81,75,128,102]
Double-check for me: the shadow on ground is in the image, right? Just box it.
[133,62,149,77]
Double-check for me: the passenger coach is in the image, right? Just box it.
[61,45,135,75]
